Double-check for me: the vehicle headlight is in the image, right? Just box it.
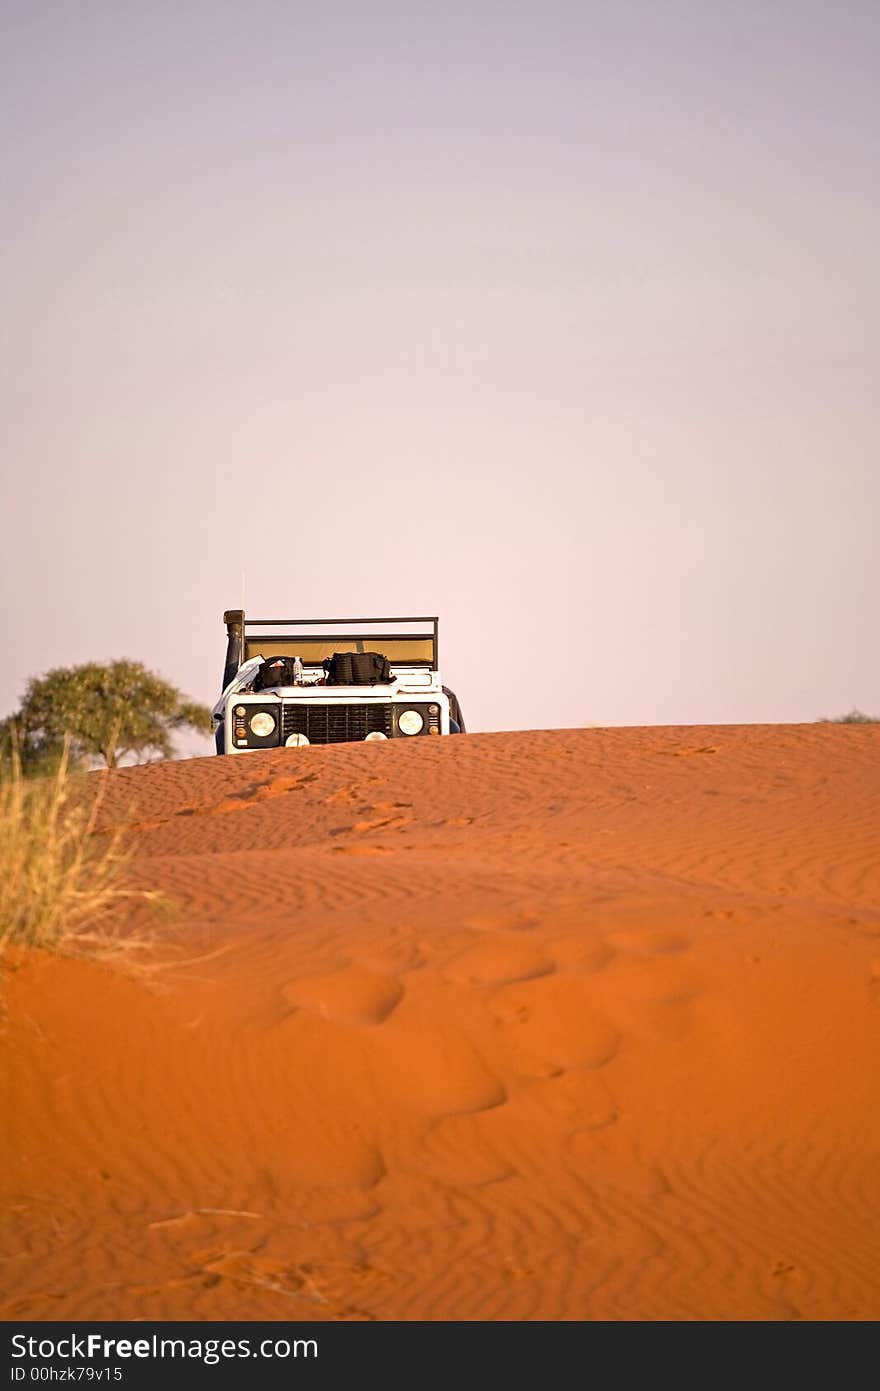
[249,711,276,737]
[398,709,424,736]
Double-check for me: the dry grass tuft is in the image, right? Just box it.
[0,738,169,969]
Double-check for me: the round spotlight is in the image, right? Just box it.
[398,709,424,736]
[249,711,276,737]
[285,732,310,747]
[364,730,388,742]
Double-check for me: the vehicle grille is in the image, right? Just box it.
[281,703,393,744]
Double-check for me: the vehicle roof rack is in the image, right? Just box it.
[222,612,439,689]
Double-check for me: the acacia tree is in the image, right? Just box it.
[4,660,212,770]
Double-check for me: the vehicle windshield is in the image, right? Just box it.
[244,637,433,666]
[242,618,437,668]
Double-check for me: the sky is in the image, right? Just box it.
[2,0,877,750]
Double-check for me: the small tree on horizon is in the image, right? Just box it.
[817,708,879,725]
[1,660,212,771]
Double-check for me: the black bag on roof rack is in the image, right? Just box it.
[252,656,301,690]
[323,651,394,685]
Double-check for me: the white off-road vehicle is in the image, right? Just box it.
[213,612,465,754]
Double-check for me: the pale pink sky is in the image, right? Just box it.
[2,1,877,746]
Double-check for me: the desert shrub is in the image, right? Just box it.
[0,739,165,964]
[818,709,879,724]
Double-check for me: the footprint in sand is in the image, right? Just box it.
[354,815,413,833]
[369,1029,507,1117]
[462,911,540,933]
[417,1113,515,1186]
[546,937,616,974]
[605,927,691,956]
[331,844,393,856]
[200,1252,328,1304]
[347,803,415,833]
[517,1068,618,1125]
[349,942,426,974]
[257,774,317,799]
[282,970,404,1026]
[175,799,249,818]
[326,777,383,807]
[600,950,699,1043]
[488,977,620,1070]
[174,774,316,820]
[442,937,555,987]
[661,746,719,757]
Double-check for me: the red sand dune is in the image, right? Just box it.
[2,724,879,1321]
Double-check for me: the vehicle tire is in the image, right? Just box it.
[443,686,466,733]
